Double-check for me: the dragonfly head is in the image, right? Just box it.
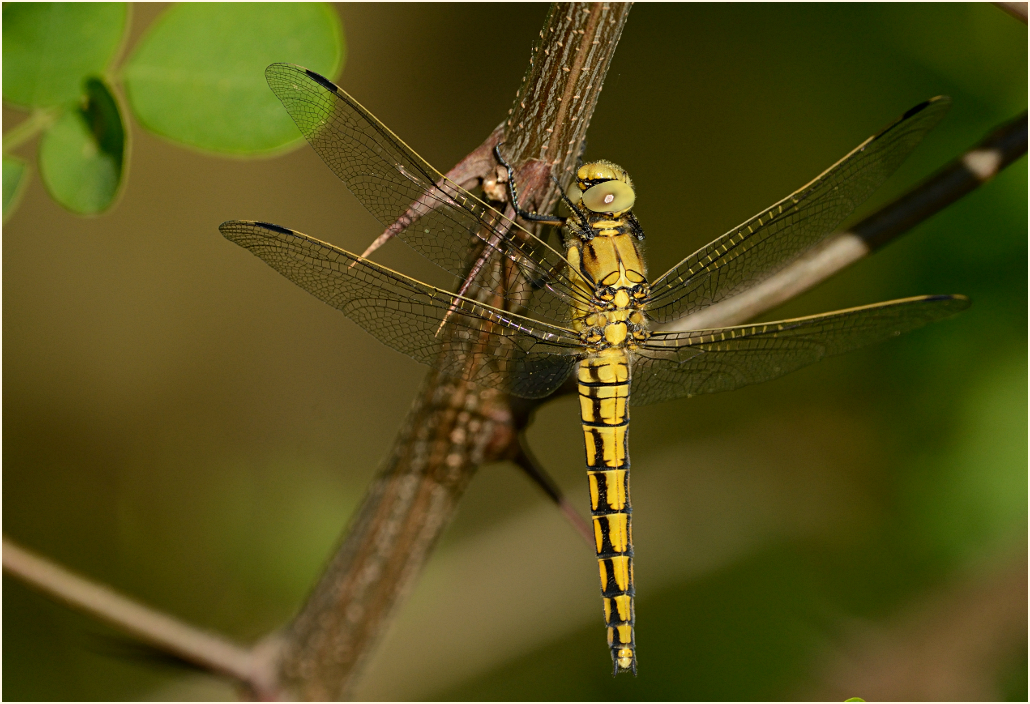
[567,161,636,215]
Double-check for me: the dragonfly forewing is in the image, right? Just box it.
[264,63,586,326]
[646,97,952,324]
[631,294,969,405]
[220,220,583,398]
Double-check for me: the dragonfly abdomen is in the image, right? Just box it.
[578,351,636,675]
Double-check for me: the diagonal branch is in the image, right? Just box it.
[356,125,505,260]
[1,535,273,697]
[269,4,633,700]
[358,3,626,260]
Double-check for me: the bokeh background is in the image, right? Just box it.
[3,3,1026,701]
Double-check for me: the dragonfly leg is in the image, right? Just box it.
[493,144,568,227]
[551,173,594,236]
[626,211,645,241]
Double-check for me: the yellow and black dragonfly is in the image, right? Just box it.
[221,63,968,675]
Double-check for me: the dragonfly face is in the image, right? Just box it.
[221,63,968,677]
[566,161,637,216]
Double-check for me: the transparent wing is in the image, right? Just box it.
[265,63,586,325]
[631,295,969,406]
[646,97,952,323]
[220,220,582,398]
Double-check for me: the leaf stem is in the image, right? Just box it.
[2,109,56,154]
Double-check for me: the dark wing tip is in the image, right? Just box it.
[911,294,971,322]
[303,68,339,93]
[264,63,338,93]
[929,293,972,310]
[264,63,339,94]
[868,95,952,148]
[219,220,295,241]
[253,221,294,235]
[903,95,953,121]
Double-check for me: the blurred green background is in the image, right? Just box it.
[3,3,1026,701]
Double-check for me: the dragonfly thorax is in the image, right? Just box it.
[568,229,651,352]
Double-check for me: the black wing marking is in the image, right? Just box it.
[220,220,582,398]
[265,63,588,326]
[631,295,969,406]
[646,97,952,323]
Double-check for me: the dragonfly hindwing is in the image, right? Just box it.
[631,294,969,405]
[220,220,583,398]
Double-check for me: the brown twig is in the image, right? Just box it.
[993,2,1028,23]
[356,125,505,260]
[664,110,1028,332]
[1,536,272,697]
[270,4,632,700]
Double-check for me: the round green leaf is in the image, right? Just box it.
[2,3,127,108]
[122,3,343,155]
[38,78,126,214]
[3,156,30,222]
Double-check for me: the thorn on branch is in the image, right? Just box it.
[513,438,595,549]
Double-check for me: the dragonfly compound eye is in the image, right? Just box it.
[565,180,584,206]
[581,180,636,213]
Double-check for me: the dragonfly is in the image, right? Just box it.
[221,63,968,676]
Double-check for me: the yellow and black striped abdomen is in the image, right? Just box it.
[578,351,636,674]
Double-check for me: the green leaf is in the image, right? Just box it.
[122,3,343,155]
[2,3,127,108]
[3,156,30,222]
[38,78,126,214]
